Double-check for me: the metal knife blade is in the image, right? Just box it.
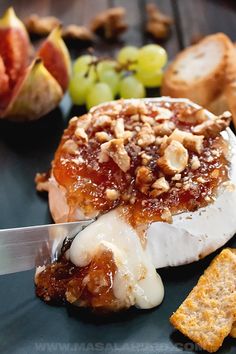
[0,220,93,275]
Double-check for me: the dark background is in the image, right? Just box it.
[0,1,236,353]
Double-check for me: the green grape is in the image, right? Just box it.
[69,73,94,105]
[117,46,139,69]
[73,55,94,73]
[97,60,117,73]
[98,69,120,96]
[119,76,146,99]
[135,69,163,88]
[73,55,97,81]
[97,61,120,96]
[86,82,114,110]
[137,44,167,73]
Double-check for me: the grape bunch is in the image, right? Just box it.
[69,44,167,109]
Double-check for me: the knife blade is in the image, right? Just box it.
[0,220,93,275]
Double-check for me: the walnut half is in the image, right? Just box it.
[146,3,173,40]
[90,7,127,39]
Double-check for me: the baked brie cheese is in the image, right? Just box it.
[35,97,236,311]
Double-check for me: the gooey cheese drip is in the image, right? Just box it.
[69,209,164,309]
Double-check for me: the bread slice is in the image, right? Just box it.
[170,248,236,353]
[161,33,234,111]
[224,40,236,128]
[230,322,236,338]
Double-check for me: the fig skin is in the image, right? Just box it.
[2,59,63,122]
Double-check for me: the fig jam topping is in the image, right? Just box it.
[35,249,119,309]
[53,100,231,226]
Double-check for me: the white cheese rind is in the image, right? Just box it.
[69,210,164,309]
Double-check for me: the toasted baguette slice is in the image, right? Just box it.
[170,248,236,353]
[231,322,236,338]
[224,40,236,128]
[162,33,233,109]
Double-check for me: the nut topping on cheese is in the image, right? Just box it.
[99,138,131,172]
[169,129,204,154]
[155,107,173,120]
[150,177,170,197]
[157,140,189,175]
[50,99,231,226]
[153,121,176,136]
[61,139,78,155]
[74,127,88,144]
[192,111,231,137]
[113,118,125,138]
[137,123,156,147]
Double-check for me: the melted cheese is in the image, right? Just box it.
[69,210,164,309]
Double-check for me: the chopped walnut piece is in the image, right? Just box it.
[191,111,231,138]
[155,136,165,146]
[123,131,134,142]
[74,127,88,144]
[90,7,127,39]
[177,108,209,125]
[137,102,149,115]
[154,121,175,137]
[193,109,209,124]
[146,3,173,40]
[130,114,140,122]
[172,173,181,181]
[75,114,92,130]
[197,176,207,183]
[161,207,173,223]
[158,135,169,155]
[35,172,50,192]
[190,155,201,170]
[157,140,189,176]
[69,116,79,126]
[95,132,112,143]
[61,139,78,155]
[150,177,170,197]
[140,115,155,125]
[62,25,93,41]
[183,134,204,154]
[99,142,110,163]
[124,105,139,116]
[105,188,120,200]
[124,102,148,116]
[140,152,152,166]
[137,123,155,147]
[24,14,61,36]
[94,115,112,128]
[169,129,204,154]
[114,118,125,138]
[135,166,154,194]
[99,139,130,172]
[155,107,173,121]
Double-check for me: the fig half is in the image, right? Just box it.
[3,59,63,121]
[38,27,71,93]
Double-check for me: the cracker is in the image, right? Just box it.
[170,248,236,352]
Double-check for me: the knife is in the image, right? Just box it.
[0,220,93,276]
